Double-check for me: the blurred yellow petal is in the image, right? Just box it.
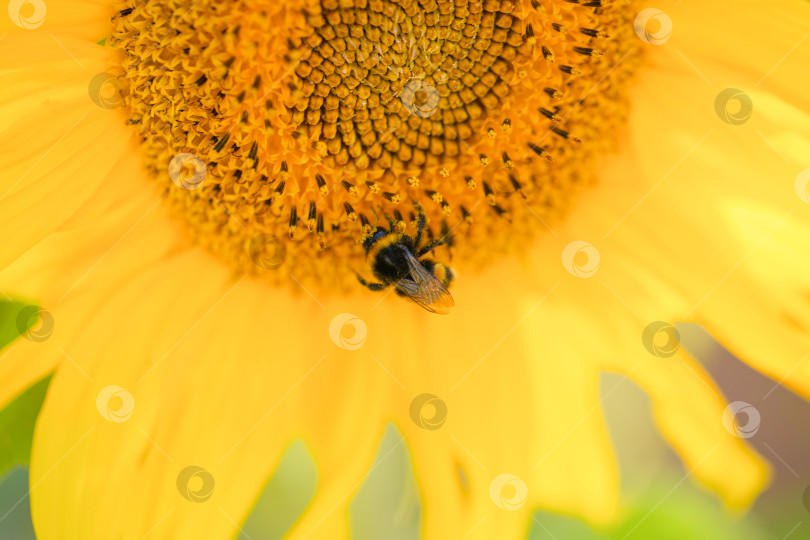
[0,34,131,271]
[0,0,112,39]
[621,350,769,510]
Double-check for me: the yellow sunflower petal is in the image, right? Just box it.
[0,33,130,272]
[0,0,112,40]
[616,0,810,400]
[353,260,618,532]
[0,152,163,409]
[668,0,810,110]
[0,337,59,411]
[619,349,769,510]
[29,251,246,538]
[24,231,392,538]
[284,326,394,539]
[392,277,541,537]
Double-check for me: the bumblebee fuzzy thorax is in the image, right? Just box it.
[364,231,413,284]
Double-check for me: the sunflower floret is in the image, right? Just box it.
[110,0,640,291]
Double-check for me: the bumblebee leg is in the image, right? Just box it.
[382,211,397,230]
[356,274,387,291]
[413,203,427,247]
[417,236,451,257]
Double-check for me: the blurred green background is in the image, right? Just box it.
[1,303,808,539]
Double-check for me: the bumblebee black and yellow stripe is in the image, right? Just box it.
[365,232,404,265]
[431,263,454,289]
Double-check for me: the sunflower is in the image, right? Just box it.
[1,0,809,537]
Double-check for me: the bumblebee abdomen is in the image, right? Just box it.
[432,262,454,288]
[419,259,454,289]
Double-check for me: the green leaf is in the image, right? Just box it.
[0,301,52,479]
[529,477,775,540]
[0,375,51,480]
[0,301,29,350]
[238,439,317,539]
[0,467,36,540]
[351,424,421,540]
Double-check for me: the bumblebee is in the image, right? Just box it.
[357,207,455,314]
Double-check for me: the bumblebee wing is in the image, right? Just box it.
[394,251,455,314]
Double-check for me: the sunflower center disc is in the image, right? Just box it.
[110,0,641,292]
